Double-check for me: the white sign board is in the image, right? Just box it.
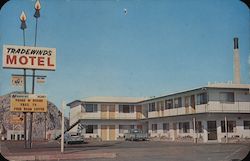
[36,76,46,83]
[3,45,56,70]
[11,75,24,87]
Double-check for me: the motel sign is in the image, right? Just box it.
[3,45,56,70]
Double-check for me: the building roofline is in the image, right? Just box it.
[206,83,250,89]
[79,96,147,104]
[137,83,250,103]
[81,101,140,104]
[67,83,250,106]
[67,100,82,107]
[79,119,139,121]
[137,87,205,103]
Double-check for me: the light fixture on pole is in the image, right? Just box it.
[20,11,27,39]
[34,0,41,16]
[34,0,41,47]
[20,11,27,149]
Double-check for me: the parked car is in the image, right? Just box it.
[124,129,148,141]
[64,132,84,144]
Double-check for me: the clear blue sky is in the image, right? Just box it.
[1,0,249,116]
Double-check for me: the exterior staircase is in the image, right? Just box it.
[55,120,82,140]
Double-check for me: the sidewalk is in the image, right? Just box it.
[1,141,116,161]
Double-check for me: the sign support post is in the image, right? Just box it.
[20,11,28,149]
[28,0,41,148]
[29,69,35,148]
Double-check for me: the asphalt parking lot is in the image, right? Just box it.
[1,140,250,161]
[66,141,250,161]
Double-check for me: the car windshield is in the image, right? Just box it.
[131,129,140,133]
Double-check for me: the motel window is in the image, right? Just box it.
[174,97,182,108]
[165,99,173,109]
[119,125,134,133]
[221,121,236,133]
[149,103,156,112]
[163,123,169,133]
[11,134,15,140]
[197,93,208,105]
[84,104,98,112]
[243,121,250,130]
[17,134,20,140]
[195,121,203,133]
[179,122,190,133]
[219,92,234,103]
[119,105,134,113]
[152,124,157,133]
[86,125,98,134]
[157,101,164,111]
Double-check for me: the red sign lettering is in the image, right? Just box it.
[38,57,45,66]
[48,57,54,67]
[6,55,17,64]
[19,56,28,65]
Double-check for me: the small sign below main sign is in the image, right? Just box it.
[36,76,46,83]
[11,94,47,112]
[10,115,24,124]
[11,75,24,87]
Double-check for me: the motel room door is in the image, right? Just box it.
[191,95,195,113]
[109,105,116,119]
[173,122,177,140]
[109,125,115,140]
[101,105,108,119]
[136,106,142,119]
[101,125,108,141]
[207,121,217,140]
[101,125,115,141]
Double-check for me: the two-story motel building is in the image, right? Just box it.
[67,83,250,143]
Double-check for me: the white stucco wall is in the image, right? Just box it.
[208,89,250,112]
[147,113,250,143]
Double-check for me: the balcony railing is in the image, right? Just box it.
[77,113,138,120]
[148,101,250,118]
[206,101,250,113]
[72,102,250,120]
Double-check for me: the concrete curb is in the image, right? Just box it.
[5,152,116,161]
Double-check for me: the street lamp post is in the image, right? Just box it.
[20,11,27,149]
[28,0,41,149]
[34,1,45,142]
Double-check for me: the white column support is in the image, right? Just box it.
[203,120,208,143]
[193,117,197,143]
[61,101,65,153]
[225,116,228,143]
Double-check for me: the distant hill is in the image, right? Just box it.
[0,92,69,140]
